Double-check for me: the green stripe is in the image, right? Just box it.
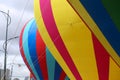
[102,0,120,31]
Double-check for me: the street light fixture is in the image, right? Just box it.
[0,36,19,55]
[3,36,19,50]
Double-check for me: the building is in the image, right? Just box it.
[0,69,10,80]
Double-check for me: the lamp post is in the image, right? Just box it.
[0,36,19,80]
[0,10,11,80]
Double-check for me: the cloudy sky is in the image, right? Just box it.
[0,0,34,79]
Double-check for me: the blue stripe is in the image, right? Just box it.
[46,48,55,80]
[54,62,62,80]
[22,19,40,80]
[28,19,43,80]
[80,0,120,56]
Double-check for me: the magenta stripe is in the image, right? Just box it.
[40,0,82,79]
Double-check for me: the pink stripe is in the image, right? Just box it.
[92,33,109,80]
[39,0,82,79]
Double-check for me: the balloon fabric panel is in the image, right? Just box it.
[92,33,110,80]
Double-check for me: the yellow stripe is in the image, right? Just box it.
[109,58,120,80]
[67,0,120,66]
[34,0,75,79]
[51,0,99,79]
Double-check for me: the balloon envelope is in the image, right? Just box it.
[19,19,69,80]
[34,0,120,80]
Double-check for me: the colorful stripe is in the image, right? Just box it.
[92,33,110,80]
[28,21,43,79]
[36,30,49,80]
[40,0,82,79]
[22,19,40,80]
[46,47,55,80]
[59,71,67,80]
[54,62,62,80]
[109,58,120,80]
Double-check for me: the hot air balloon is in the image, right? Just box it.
[19,19,69,80]
[34,0,120,80]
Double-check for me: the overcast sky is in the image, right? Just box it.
[0,0,34,79]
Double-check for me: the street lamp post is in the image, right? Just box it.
[0,10,11,80]
[4,10,9,80]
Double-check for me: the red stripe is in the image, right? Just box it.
[59,71,67,80]
[19,23,36,79]
[40,0,82,79]
[36,30,48,80]
[92,33,109,80]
